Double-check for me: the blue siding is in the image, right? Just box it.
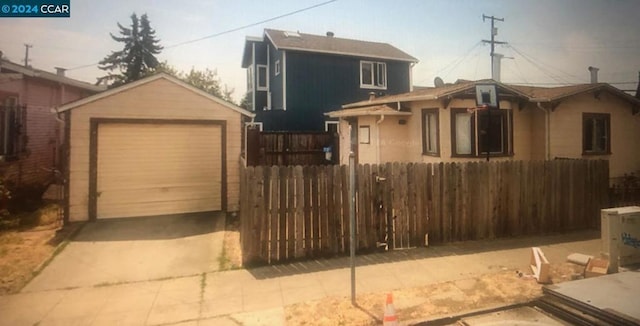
[251,46,411,131]
[268,44,283,110]
[253,42,269,111]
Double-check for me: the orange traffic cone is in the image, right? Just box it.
[383,292,399,326]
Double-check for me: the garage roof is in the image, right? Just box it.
[56,73,255,117]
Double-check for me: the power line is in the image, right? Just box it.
[508,45,576,84]
[166,0,337,49]
[436,41,483,80]
[67,0,338,71]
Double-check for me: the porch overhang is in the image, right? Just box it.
[325,105,412,118]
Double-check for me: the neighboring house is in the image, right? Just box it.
[0,58,104,192]
[57,73,254,222]
[241,29,418,131]
[327,79,640,180]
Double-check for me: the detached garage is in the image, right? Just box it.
[57,73,254,222]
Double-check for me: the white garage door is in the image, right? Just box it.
[96,123,222,219]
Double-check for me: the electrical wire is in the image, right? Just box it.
[507,45,573,85]
[438,41,483,80]
[66,0,338,71]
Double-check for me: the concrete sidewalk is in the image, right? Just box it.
[0,231,601,326]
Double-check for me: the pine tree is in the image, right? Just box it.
[98,13,162,86]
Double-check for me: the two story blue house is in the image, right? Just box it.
[241,29,418,131]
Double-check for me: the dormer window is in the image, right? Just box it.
[360,61,387,89]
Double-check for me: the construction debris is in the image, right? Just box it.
[566,253,593,266]
[584,257,609,278]
[530,247,551,283]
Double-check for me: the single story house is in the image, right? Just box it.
[56,73,254,222]
[0,58,104,193]
[327,79,640,181]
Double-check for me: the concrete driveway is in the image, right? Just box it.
[22,212,225,292]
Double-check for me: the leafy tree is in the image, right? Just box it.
[239,92,252,111]
[98,13,163,86]
[150,63,236,104]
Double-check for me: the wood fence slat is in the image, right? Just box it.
[278,167,288,260]
[319,166,330,253]
[286,166,296,260]
[432,163,442,244]
[341,165,350,252]
[294,166,305,258]
[311,165,320,255]
[303,166,312,257]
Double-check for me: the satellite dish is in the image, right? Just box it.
[434,76,445,88]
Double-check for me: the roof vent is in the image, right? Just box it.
[284,31,300,38]
[326,31,334,37]
[55,67,66,77]
[588,66,599,84]
[368,91,376,101]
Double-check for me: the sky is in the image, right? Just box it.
[1,0,639,103]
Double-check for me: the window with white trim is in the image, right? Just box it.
[257,65,268,91]
[275,60,280,76]
[360,61,387,89]
[247,66,253,91]
[325,121,339,134]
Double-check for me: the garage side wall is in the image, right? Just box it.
[68,78,243,221]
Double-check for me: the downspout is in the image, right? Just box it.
[536,102,551,160]
[376,114,385,164]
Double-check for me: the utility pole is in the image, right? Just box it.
[481,15,507,80]
[23,44,33,67]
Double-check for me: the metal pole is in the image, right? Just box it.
[349,151,357,305]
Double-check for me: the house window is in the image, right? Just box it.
[583,113,610,155]
[360,61,387,89]
[247,66,253,91]
[1,97,24,158]
[477,110,510,155]
[359,125,370,144]
[451,108,512,157]
[325,121,339,134]
[421,109,439,156]
[257,65,268,91]
[275,60,280,76]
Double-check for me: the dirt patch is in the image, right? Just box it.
[0,204,78,295]
[219,213,243,270]
[285,267,581,325]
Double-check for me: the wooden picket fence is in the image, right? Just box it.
[239,160,610,265]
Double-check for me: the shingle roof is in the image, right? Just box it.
[264,29,418,63]
[343,80,530,108]
[0,59,105,93]
[342,80,640,109]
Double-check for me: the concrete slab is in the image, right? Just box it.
[22,212,225,292]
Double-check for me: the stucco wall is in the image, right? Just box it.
[549,92,640,178]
